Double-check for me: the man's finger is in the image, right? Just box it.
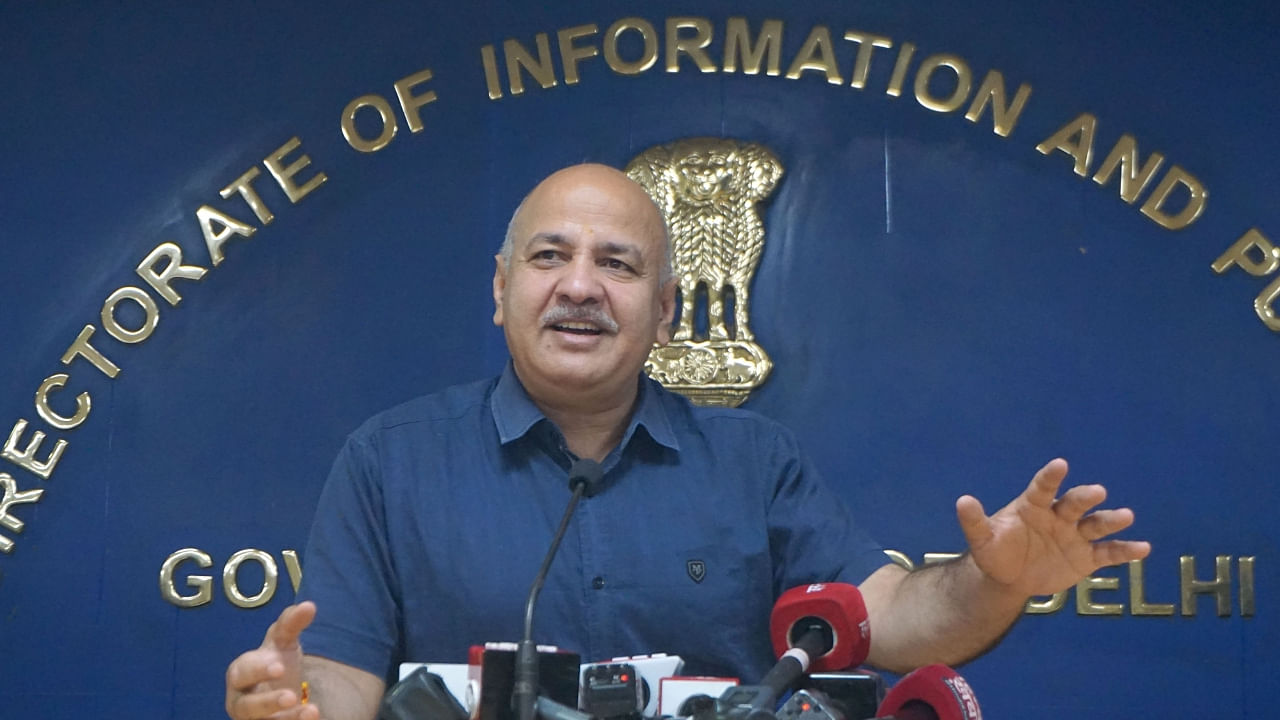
[278,703,323,720]
[263,601,317,650]
[1077,508,1135,541]
[1053,484,1106,524]
[230,687,300,719]
[262,692,322,720]
[227,650,286,691]
[1023,458,1069,508]
[955,495,993,549]
[1090,539,1152,568]
[280,704,323,720]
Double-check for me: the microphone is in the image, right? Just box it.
[769,583,871,672]
[873,665,981,720]
[718,583,871,720]
[376,667,469,720]
[513,459,605,720]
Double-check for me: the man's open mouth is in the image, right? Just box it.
[552,322,603,335]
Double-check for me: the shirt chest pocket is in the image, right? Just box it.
[603,537,776,676]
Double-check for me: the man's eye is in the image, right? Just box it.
[603,258,633,272]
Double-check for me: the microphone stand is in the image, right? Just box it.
[513,459,603,720]
[719,626,831,720]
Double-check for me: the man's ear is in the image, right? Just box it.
[655,278,677,345]
[492,254,507,327]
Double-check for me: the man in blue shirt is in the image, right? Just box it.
[225,163,1150,720]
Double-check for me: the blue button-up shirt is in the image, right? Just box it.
[299,364,886,683]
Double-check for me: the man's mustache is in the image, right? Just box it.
[541,304,619,333]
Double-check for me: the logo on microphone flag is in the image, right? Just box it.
[945,675,982,720]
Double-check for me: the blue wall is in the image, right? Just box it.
[0,2,1275,717]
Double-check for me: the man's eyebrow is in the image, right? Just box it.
[526,232,567,247]
[598,241,643,260]
[525,235,643,262]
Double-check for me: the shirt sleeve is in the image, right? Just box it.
[297,431,403,680]
[764,422,890,597]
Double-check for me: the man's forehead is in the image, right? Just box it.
[516,193,661,248]
[532,184,649,221]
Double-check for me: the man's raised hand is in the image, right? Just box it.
[956,458,1151,597]
[225,601,320,720]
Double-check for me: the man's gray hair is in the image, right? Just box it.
[498,195,676,286]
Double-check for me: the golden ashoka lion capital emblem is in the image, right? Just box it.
[626,138,783,407]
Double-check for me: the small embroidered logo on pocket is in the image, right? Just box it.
[687,559,707,583]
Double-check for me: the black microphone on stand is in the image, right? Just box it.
[513,458,605,720]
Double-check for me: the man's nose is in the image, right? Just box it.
[557,256,603,303]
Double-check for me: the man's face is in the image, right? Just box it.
[493,165,675,402]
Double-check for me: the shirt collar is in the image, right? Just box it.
[491,362,545,444]
[490,361,681,452]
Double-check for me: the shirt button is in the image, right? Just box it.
[592,576,606,590]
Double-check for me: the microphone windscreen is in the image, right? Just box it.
[877,665,981,720]
[568,458,604,497]
[769,583,871,671]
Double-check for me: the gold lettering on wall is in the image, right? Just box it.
[1037,112,1097,177]
[963,70,1032,137]
[1214,228,1280,276]
[1180,555,1232,617]
[885,41,917,97]
[393,68,438,133]
[159,548,213,607]
[665,17,716,73]
[913,53,971,112]
[603,17,659,75]
[1036,112,1209,232]
[61,325,121,378]
[879,551,1257,618]
[282,549,304,593]
[1254,274,1280,331]
[784,26,843,84]
[0,473,44,554]
[558,24,599,85]
[343,74,437,150]
[480,44,503,99]
[100,287,160,344]
[2,134,327,556]
[1091,134,1165,204]
[223,549,279,608]
[724,17,782,76]
[1212,228,1280,331]
[1076,573,1124,615]
[472,16,1033,151]
[843,30,892,89]
[506,33,557,94]
[883,549,915,571]
[154,545,1259,620]
[136,243,208,307]
[1139,165,1207,230]
[34,374,90,431]
[159,547,303,608]
[1024,591,1068,614]
[197,204,256,266]
[923,552,962,566]
[5,12,1273,582]
[219,166,275,224]
[1128,559,1175,616]
[1239,557,1256,617]
[263,136,328,202]
[2,419,66,480]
